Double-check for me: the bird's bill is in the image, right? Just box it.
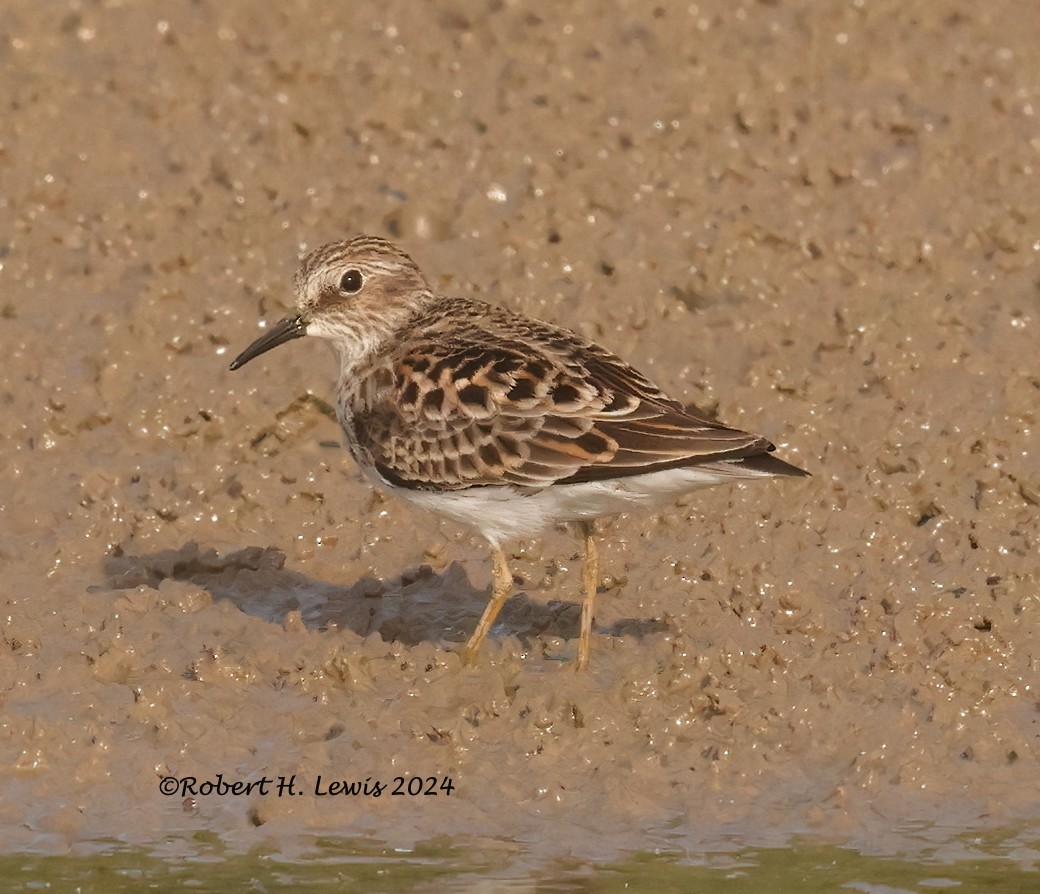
[229,313,307,370]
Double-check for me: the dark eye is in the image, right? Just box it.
[339,269,363,294]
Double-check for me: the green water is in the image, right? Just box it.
[2,835,1037,893]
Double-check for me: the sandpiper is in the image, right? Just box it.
[230,236,808,669]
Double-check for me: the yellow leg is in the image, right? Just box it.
[460,544,512,665]
[576,521,598,671]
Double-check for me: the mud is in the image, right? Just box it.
[1,0,1037,869]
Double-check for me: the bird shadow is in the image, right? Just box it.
[97,541,669,649]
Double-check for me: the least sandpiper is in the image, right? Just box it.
[230,236,808,669]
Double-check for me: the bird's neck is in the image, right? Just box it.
[325,293,433,382]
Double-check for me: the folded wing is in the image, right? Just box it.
[350,308,803,491]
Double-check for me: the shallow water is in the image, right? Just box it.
[4,834,1038,893]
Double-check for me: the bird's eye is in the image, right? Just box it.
[339,269,363,294]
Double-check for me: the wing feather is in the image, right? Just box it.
[348,298,801,491]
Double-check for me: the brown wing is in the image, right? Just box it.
[349,303,779,491]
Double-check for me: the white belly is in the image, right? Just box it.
[390,462,778,545]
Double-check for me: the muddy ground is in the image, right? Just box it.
[1,0,1037,872]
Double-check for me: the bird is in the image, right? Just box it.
[230,235,808,669]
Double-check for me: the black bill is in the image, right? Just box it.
[229,313,307,370]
